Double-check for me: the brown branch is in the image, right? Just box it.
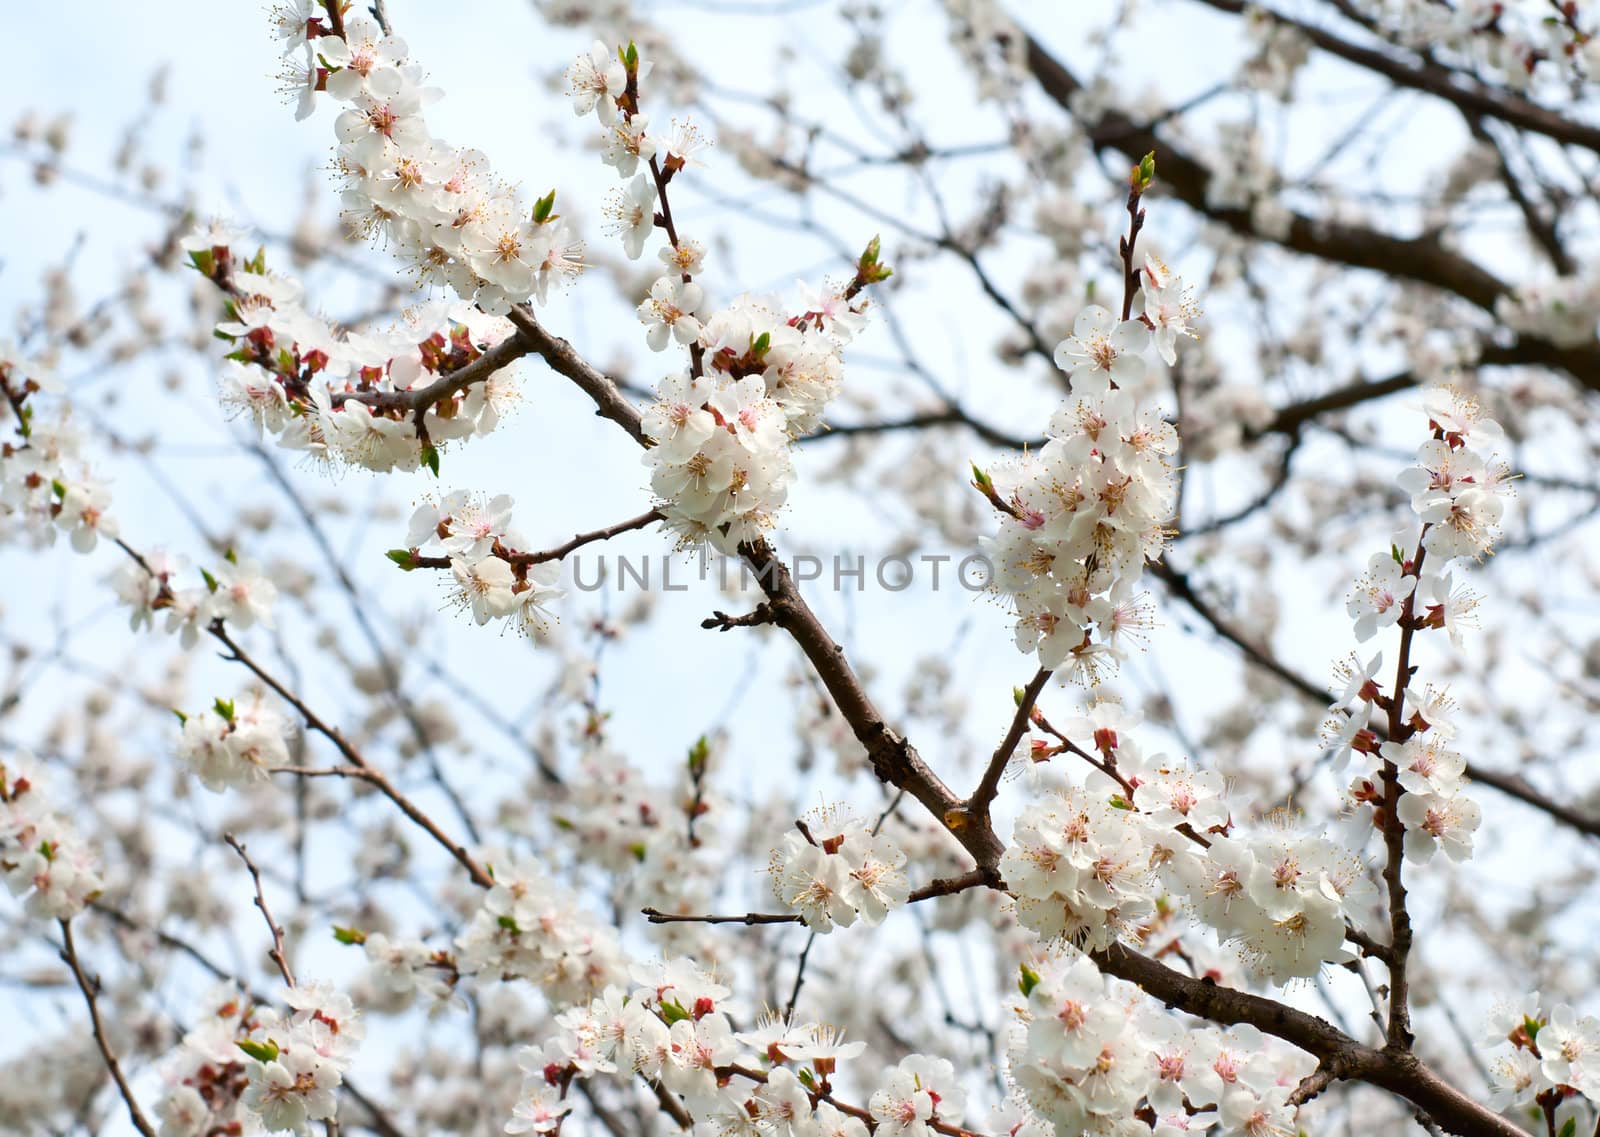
[408,509,663,571]
[333,332,531,416]
[88,905,414,1137]
[640,868,998,926]
[798,407,1038,450]
[224,833,296,987]
[1465,116,1574,275]
[1019,31,1600,392]
[1244,370,1418,441]
[510,291,1522,1137]
[1150,554,1600,845]
[1091,941,1522,1137]
[964,667,1052,821]
[642,908,801,926]
[802,369,1419,460]
[206,621,494,890]
[1345,925,1396,964]
[701,603,777,631]
[505,307,649,445]
[517,509,661,563]
[1379,536,1427,1050]
[1192,0,1600,155]
[1463,764,1600,839]
[58,920,159,1137]
[648,1079,695,1129]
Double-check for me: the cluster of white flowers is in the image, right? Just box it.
[1374,0,1600,88]
[189,230,522,473]
[1477,994,1600,1126]
[1334,674,1485,865]
[548,729,728,958]
[0,343,117,553]
[1007,952,1317,1137]
[0,752,103,919]
[1240,6,1311,98]
[768,805,909,932]
[109,548,277,647]
[641,280,871,552]
[981,260,1190,683]
[1401,386,1515,564]
[566,36,878,553]
[566,39,675,263]
[275,12,584,314]
[521,958,970,1137]
[1003,782,1158,954]
[454,852,629,1006]
[1497,276,1600,348]
[174,693,293,792]
[156,985,259,1137]
[941,0,1027,103]
[1325,388,1511,867]
[1178,821,1378,981]
[352,930,459,1014]
[1204,121,1292,239]
[554,730,707,872]
[400,491,565,633]
[999,700,1384,981]
[236,983,364,1136]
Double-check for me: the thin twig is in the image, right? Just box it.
[964,667,1052,820]
[58,919,159,1137]
[224,833,296,987]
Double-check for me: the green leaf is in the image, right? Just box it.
[687,735,710,775]
[50,479,67,500]
[533,189,557,224]
[497,915,521,934]
[200,568,219,593]
[1391,544,1404,564]
[236,1039,280,1063]
[623,41,639,71]
[188,248,216,277]
[1559,1119,1577,1137]
[172,709,188,725]
[660,998,691,1025]
[214,697,236,722]
[421,444,440,477]
[223,548,238,564]
[332,925,367,946]
[386,548,418,571]
[751,331,771,357]
[855,235,892,285]
[1017,963,1040,997]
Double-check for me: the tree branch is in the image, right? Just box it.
[58,919,159,1137]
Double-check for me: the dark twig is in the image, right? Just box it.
[701,603,776,631]
[964,667,1052,821]
[224,833,296,987]
[58,920,159,1137]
